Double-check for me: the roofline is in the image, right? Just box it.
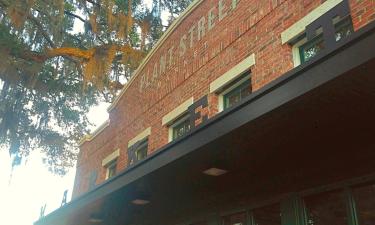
[107,0,204,112]
[78,0,204,146]
[78,119,110,146]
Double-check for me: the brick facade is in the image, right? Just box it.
[72,0,375,198]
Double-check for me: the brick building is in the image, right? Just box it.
[36,0,375,225]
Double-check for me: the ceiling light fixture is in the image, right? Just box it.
[131,199,150,205]
[88,213,103,223]
[203,167,228,176]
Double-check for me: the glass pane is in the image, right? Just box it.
[253,204,281,225]
[223,212,247,225]
[304,190,348,225]
[352,184,375,225]
[135,144,147,161]
[173,118,190,140]
[300,36,324,63]
[240,84,251,99]
[224,80,251,109]
[226,93,241,108]
[335,19,353,42]
[107,162,117,178]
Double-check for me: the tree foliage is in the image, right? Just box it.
[0,0,192,174]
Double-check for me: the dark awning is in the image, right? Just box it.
[35,21,375,225]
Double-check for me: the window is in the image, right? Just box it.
[102,149,120,180]
[217,182,375,225]
[252,204,281,225]
[106,160,117,179]
[223,79,251,110]
[352,184,375,225]
[134,139,148,161]
[162,98,194,142]
[279,184,375,225]
[292,16,353,66]
[127,127,151,165]
[298,34,324,64]
[170,114,191,141]
[128,138,148,165]
[219,72,251,111]
[303,190,349,225]
[334,17,354,42]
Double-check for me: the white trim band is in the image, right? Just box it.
[78,119,110,146]
[210,53,255,93]
[128,127,151,147]
[162,97,194,126]
[281,0,344,44]
[102,149,120,166]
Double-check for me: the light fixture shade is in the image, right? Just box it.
[203,167,228,176]
[89,218,103,223]
[88,213,103,223]
[132,199,150,205]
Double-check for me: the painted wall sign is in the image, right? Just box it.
[139,0,239,92]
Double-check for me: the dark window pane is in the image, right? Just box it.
[352,185,375,225]
[225,94,240,108]
[135,141,148,161]
[107,161,117,178]
[335,18,353,42]
[253,204,281,225]
[223,212,247,225]
[172,117,190,140]
[241,86,251,99]
[304,190,348,225]
[128,139,148,165]
[224,79,251,110]
[136,146,147,160]
[299,35,324,63]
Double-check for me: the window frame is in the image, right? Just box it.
[223,79,252,110]
[102,149,120,180]
[218,72,251,112]
[105,159,117,180]
[173,176,375,225]
[134,139,148,162]
[333,15,354,41]
[169,114,191,142]
[128,138,149,166]
[291,15,354,67]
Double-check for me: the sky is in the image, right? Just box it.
[0,103,110,225]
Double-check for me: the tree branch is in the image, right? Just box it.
[64,10,86,23]
[0,66,50,93]
[85,0,101,7]
[22,47,96,63]
[26,9,83,65]
[27,14,56,48]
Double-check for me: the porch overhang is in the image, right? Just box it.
[35,21,375,225]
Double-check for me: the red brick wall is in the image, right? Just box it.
[72,0,375,198]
